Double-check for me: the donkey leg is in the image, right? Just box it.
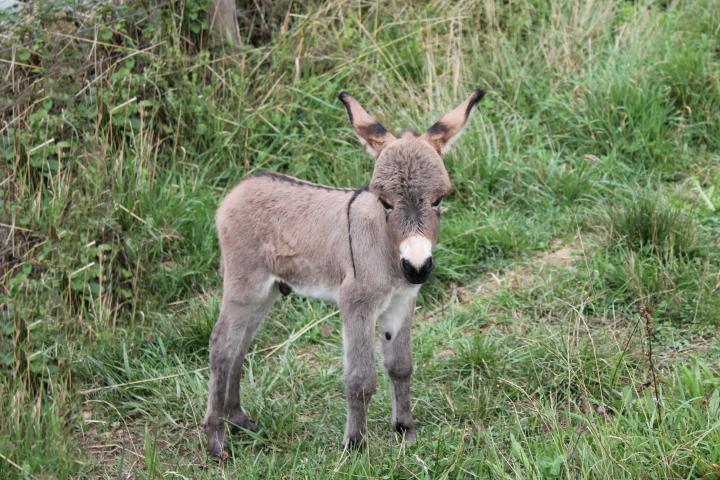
[203,305,238,457]
[224,288,279,432]
[340,291,378,448]
[379,294,416,443]
[203,279,276,457]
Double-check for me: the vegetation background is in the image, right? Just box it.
[1,0,719,478]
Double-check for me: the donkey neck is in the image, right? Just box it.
[345,190,404,284]
[346,186,368,279]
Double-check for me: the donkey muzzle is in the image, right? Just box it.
[401,257,434,284]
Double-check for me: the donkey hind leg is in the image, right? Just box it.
[379,296,416,443]
[224,288,279,432]
[203,282,278,457]
[340,292,378,449]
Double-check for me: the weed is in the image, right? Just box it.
[1,0,719,477]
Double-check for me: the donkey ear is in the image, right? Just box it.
[338,92,396,157]
[422,89,485,155]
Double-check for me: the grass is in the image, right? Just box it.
[1,0,719,477]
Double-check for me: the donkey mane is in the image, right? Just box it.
[254,172,361,193]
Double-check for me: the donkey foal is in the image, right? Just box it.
[203,90,485,456]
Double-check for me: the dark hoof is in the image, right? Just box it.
[206,427,227,459]
[209,445,229,461]
[344,434,365,450]
[395,422,416,444]
[228,412,258,433]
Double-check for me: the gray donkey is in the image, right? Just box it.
[203,89,485,457]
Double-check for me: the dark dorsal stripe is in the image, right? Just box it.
[347,186,368,279]
[254,172,357,193]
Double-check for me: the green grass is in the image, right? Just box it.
[1,0,720,478]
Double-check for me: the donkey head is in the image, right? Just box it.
[339,90,485,284]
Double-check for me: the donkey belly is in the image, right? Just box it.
[265,239,344,305]
[278,280,339,304]
[265,241,345,305]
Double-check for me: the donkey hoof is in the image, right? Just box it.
[208,443,229,460]
[395,422,416,444]
[204,421,228,458]
[402,429,417,444]
[344,434,365,450]
[206,434,227,459]
[228,412,258,433]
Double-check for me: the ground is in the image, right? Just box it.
[1,0,720,478]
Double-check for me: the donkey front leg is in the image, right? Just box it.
[340,291,378,449]
[380,294,416,443]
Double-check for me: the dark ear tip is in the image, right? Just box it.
[464,89,486,117]
[338,92,353,121]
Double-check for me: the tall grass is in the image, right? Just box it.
[1,0,719,477]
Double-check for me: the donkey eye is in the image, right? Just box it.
[379,198,393,211]
[432,197,443,208]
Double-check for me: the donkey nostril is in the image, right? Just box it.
[401,258,414,275]
[401,257,434,284]
[421,257,434,275]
